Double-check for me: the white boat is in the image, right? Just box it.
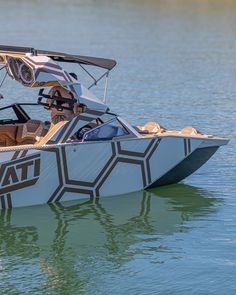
[0,45,229,208]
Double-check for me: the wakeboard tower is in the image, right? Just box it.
[0,45,229,208]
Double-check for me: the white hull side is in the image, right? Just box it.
[0,136,227,208]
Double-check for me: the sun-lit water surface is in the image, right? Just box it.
[0,0,235,294]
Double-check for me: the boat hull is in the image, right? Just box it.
[148,146,218,187]
[0,136,228,208]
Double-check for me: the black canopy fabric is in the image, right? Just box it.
[0,45,117,70]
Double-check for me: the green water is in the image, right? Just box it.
[0,186,225,294]
[0,0,236,294]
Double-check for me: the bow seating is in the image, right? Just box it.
[136,121,210,138]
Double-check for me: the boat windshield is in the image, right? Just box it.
[0,103,51,125]
[82,118,129,142]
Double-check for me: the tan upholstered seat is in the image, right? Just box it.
[181,126,203,136]
[137,121,166,134]
[0,125,18,147]
[136,122,208,138]
[16,120,49,145]
[0,121,67,151]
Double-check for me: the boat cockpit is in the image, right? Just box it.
[0,102,140,149]
[0,45,213,151]
[0,45,142,149]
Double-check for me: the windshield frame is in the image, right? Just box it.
[81,117,138,142]
[0,103,48,124]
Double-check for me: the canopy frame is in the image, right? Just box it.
[0,45,117,70]
[0,45,115,105]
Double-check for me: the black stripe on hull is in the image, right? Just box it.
[147,146,219,188]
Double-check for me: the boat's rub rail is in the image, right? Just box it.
[0,134,226,153]
[0,121,226,152]
[0,144,38,152]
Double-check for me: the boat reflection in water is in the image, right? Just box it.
[0,185,219,293]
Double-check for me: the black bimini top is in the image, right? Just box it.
[0,45,117,70]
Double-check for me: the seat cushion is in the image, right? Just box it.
[16,120,49,145]
[137,121,166,134]
[0,125,18,147]
[181,126,203,136]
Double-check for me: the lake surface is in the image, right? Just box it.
[0,0,235,294]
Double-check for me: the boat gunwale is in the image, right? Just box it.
[0,134,229,153]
